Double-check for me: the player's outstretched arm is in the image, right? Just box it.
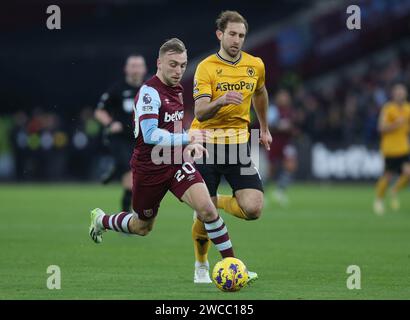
[139,119,209,146]
[140,118,190,146]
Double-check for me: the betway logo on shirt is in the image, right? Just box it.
[215,81,255,92]
[164,110,184,122]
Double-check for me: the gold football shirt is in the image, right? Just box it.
[380,102,410,157]
[190,51,265,144]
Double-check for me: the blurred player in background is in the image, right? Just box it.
[95,55,147,212]
[190,11,272,283]
[374,83,410,215]
[89,38,238,265]
[268,89,298,206]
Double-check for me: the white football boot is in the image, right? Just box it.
[89,208,106,243]
[373,199,385,216]
[193,211,213,284]
[246,270,258,285]
[194,261,213,284]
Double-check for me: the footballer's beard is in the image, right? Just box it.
[223,42,241,59]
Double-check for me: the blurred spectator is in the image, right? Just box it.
[5,107,103,181]
[0,115,14,179]
[267,89,299,205]
[286,45,410,148]
[69,107,103,180]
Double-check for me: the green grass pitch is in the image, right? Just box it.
[1,183,409,299]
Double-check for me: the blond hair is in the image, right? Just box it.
[159,38,187,57]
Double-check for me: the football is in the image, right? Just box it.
[212,257,249,292]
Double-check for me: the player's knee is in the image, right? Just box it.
[243,203,263,220]
[197,201,218,222]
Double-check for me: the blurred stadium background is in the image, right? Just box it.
[1,0,410,299]
[1,0,410,183]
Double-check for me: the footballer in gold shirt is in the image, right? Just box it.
[374,83,410,215]
[190,10,272,284]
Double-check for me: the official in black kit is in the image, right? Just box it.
[95,54,148,211]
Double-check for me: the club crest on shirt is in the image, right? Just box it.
[143,93,152,104]
[247,67,255,77]
[216,68,222,76]
[178,93,184,105]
